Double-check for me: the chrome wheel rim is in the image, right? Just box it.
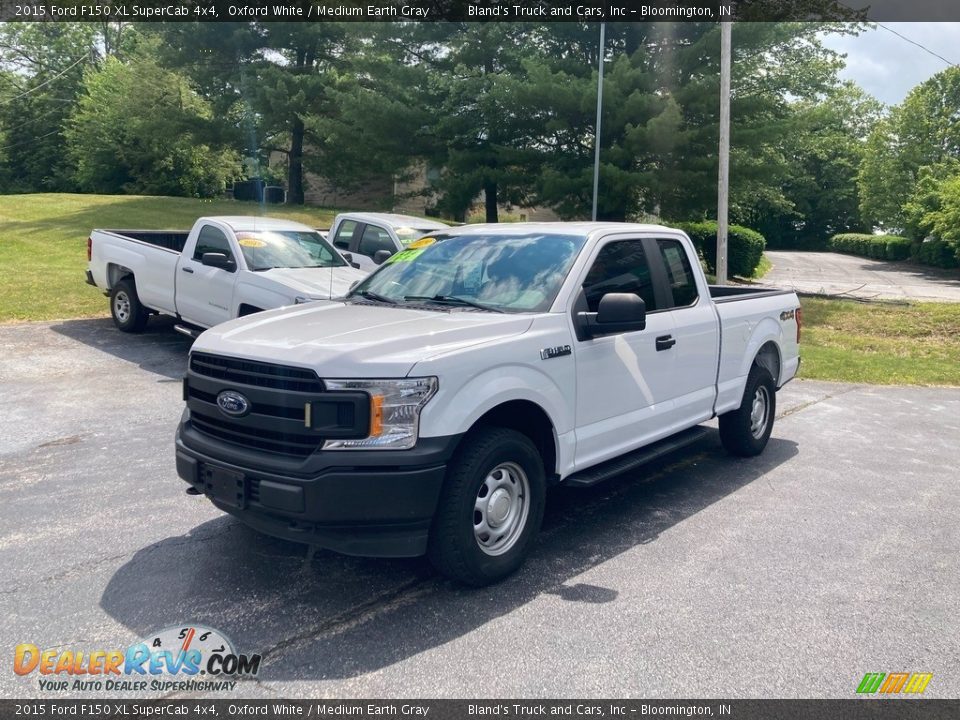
[750,385,770,439]
[113,291,131,323]
[474,461,529,556]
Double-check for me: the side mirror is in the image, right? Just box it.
[201,252,236,272]
[577,293,646,339]
[373,249,393,265]
[342,252,361,269]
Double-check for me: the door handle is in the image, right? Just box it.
[182,267,194,274]
[656,335,676,351]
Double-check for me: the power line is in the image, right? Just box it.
[0,128,60,153]
[875,23,959,69]
[0,54,87,106]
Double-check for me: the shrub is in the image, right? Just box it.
[675,221,766,278]
[828,233,913,262]
[910,239,960,268]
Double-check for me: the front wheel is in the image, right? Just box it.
[110,278,149,333]
[719,366,776,457]
[428,427,546,586]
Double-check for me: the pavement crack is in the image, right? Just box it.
[777,386,859,421]
[256,577,437,667]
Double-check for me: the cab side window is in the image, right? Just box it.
[192,225,232,263]
[582,240,658,313]
[358,224,395,257]
[333,220,358,250]
[656,239,698,308]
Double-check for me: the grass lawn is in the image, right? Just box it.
[748,254,772,280]
[0,193,340,322]
[799,297,960,386]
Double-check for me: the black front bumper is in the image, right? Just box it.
[176,420,460,557]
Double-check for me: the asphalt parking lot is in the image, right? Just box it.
[1,317,958,699]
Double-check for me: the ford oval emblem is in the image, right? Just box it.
[216,390,250,417]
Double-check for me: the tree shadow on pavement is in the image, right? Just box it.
[50,316,192,380]
[100,433,798,682]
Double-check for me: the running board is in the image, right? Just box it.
[562,426,711,488]
[174,324,202,339]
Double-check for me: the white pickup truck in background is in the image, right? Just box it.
[176,222,801,585]
[327,212,450,272]
[86,216,368,335]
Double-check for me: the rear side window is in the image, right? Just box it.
[582,240,658,313]
[358,224,395,257]
[656,239,698,308]
[192,225,232,262]
[333,220,358,249]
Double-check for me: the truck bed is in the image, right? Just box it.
[709,285,792,303]
[97,230,190,253]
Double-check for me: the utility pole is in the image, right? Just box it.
[716,21,731,284]
[591,22,606,222]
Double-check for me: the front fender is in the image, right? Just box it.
[233,278,293,316]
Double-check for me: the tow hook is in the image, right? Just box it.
[185,486,202,495]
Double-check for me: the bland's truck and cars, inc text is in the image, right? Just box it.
[174,222,801,586]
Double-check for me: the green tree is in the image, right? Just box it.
[67,52,240,196]
[858,66,960,236]
[505,22,852,222]
[748,82,882,248]
[0,23,97,191]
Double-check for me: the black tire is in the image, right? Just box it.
[718,365,776,457]
[428,427,546,586]
[110,278,149,333]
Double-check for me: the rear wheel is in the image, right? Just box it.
[718,366,776,457]
[428,427,546,586]
[110,278,149,333]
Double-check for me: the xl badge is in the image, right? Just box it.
[216,390,251,417]
[540,345,572,360]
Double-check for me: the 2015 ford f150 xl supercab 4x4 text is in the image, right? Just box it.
[86,216,368,335]
[176,223,801,585]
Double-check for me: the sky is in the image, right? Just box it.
[821,22,960,106]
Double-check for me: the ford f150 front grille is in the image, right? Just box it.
[184,353,368,459]
[190,352,324,393]
[190,410,320,457]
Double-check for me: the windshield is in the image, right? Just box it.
[395,226,443,245]
[236,230,346,271]
[348,233,586,312]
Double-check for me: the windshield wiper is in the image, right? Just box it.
[355,289,397,304]
[404,295,505,313]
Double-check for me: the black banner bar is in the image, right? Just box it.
[2,0,960,22]
[1,700,959,720]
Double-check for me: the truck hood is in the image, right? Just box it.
[257,265,368,299]
[193,302,534,377]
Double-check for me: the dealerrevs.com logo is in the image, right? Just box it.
[14,625,261,693]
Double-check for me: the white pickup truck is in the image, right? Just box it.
[176,223,801,585]
[86,216,368,335]
[327,212,450,272]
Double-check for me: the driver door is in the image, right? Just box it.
[573,238,678,470]
[176,224,237,328]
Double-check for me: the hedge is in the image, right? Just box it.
[675,221,766,278]
[910,239,960,269]
[828,233,912,261]
[828,233,960,268]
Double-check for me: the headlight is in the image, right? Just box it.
[322,377,438,450]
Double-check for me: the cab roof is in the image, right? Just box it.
[205,216,319,233]
[336,212,450,230]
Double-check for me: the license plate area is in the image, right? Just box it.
[200,464,247,510]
